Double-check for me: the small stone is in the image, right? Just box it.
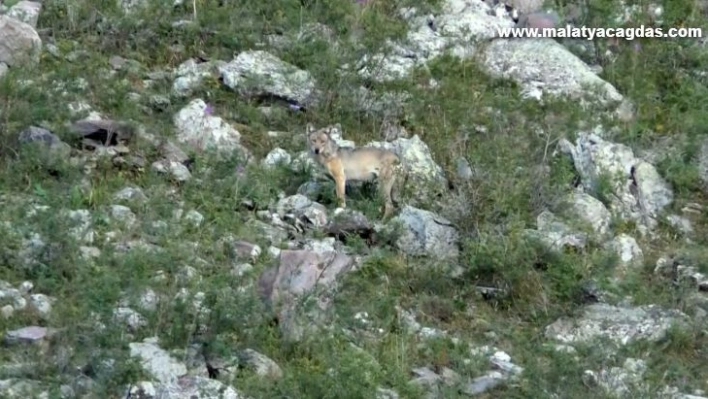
[138,289,160,312]
[18,281,33,294]
[114,186,147,203]
[13,296,27,311]
[110,204,137,226]
[79,246,102,259]
[113,307,148,331]
[232,263,254,277]
[1,305,14,319]
[4,326,52,345]
[28,294,53,319]
[151,160,191,181]
[183,210,204,227]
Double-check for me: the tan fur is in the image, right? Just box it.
[306,123,401,219]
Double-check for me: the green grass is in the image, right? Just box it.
[1,0,708,397]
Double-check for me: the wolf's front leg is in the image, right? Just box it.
[335,176,347,208]
[329,163,347,209]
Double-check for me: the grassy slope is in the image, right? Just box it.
[1,0,707,397]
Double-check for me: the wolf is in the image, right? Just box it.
[306,123,402,219]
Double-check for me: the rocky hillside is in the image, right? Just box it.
[1,0,708,397]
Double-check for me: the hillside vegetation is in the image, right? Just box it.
[1,0,708,398]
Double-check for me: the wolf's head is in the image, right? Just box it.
[306,123,339,157]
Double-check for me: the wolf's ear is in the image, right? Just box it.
[305,123,316,134]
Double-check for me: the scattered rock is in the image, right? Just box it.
[218,50,319,109]
[546,303,689,348]
[258,249,359,341]
[129,337,188,385]
[172,58,224,96]
[27,294,53,319]
[237,349,283,380]
[173,98,252,161]
[114,307,148,332]
[654,256,708,292]
[0,15,42,67]
[558,129,673,234]
[276,194,329,229]
[509,0,544,14]
[152,375,245,399]
[7,1,43,28]
[515,10,560,29]
[392,206,460,260]
[524,210,588,251]
[151,160,192,182]
[697,138,708,194]
[604,234,644,271]
[17,126,72,167]
[114,187,148,203]
[561,191,612,237]
[262,148,291,169]
[4,326,54,346]
[480,38,623,104]
[324,209,375,244]
[356,0,512,82]
[219,236,262,262]
[128,337,247,398]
